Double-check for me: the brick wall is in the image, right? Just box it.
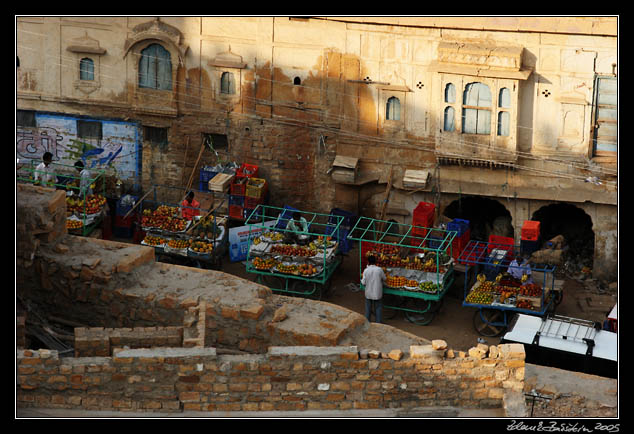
[17,343,525,413]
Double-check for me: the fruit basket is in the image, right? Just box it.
[164,236,190,256]
[187,239,214,259]
[66,216,84,234]
[141,232,168,249]
[251,256,279,271]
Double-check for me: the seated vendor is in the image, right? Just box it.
[285,212,309,245]
[181,191,201,221]
[507,255,533,284]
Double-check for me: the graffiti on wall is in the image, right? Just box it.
[16,114,140,180]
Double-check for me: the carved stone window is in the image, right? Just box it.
[208,47,247,103]
[66,32,106,95]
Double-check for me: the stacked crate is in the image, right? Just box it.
[448,218,471,260]
[114,196,137,238]
[520,220,541,257]
[228,163,262,220]
[409,202,435,251]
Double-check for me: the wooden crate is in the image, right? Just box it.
[208,173,234,193]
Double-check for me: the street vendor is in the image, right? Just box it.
[73,160,93,197]
[33,152,57,187]
[284,212,309,245]
[181,191,201,221]
[507,255,533,284]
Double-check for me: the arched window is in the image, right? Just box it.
[386,96,401,121]
[444,83,455,103]
[293,77,301,85]
[462,82,491,134]
[80,58,94,81]
[497,88,511,136]
[497,112,510,136]
[220,72,235,94]
[498,88,510,108]
[139,43,172,90]
[444,107,455,132]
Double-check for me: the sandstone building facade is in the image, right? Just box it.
[16,16,617,278]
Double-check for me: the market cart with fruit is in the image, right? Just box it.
[17,161,108,236]
[138,185,229,270]
[459,239,559,337]
[243,205,346,299]
[347,217,458,325]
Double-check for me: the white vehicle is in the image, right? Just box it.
[501,314,617,379]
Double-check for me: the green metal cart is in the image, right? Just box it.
[17,161,106,237]
[243,205,345,300]
[347,217,458,325]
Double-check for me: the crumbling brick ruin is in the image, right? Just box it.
[16,184,527,415]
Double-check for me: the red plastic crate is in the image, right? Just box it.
[521,220,541,241]
[459,241,486,266]
[230,176,248,196]
[237,163,259,178]
[451,229,471,260]
[229,205,244,220]
[487,234,515,258]
[411,202,435,236]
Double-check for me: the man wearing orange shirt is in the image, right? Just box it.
[181,191,201,221]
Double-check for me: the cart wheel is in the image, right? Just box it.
[473,309,507,337]
[383,294,403,320]
[405,299,441,326]
[552,289,563,306]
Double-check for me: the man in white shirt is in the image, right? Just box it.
[33,152,57,186]
[74,160,93,197]
[361,255,386,323]
[507,255,533,284]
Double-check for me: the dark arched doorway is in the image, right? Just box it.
[531,203,595,269]
[443,196,513,241]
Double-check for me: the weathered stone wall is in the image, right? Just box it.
[16,343,526,413]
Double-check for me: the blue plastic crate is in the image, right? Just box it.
[199,168,219,192]
[447,219,470,236]
[327,208,357,230]
[520,238,540,258]
[116,196,138,216]
[229,195,245,207]
[274,205,299,230]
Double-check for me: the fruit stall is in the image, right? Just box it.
[243,205,346,299]
[347,217,458,325]
[17,161,108,237]
[458,239,559,337]
[138,185,229,270]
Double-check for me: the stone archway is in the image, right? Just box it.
[442,195,513,241]
[531,203,595,269]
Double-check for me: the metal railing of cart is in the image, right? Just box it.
[138,184,229,270]
[244,205,345,299]
[17,161,107,237]
[458,239,558,337]
[347,216,458,325]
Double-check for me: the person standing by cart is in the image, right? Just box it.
[33,152,57,187]
[361,255,386,323]
[73,160,93,197]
